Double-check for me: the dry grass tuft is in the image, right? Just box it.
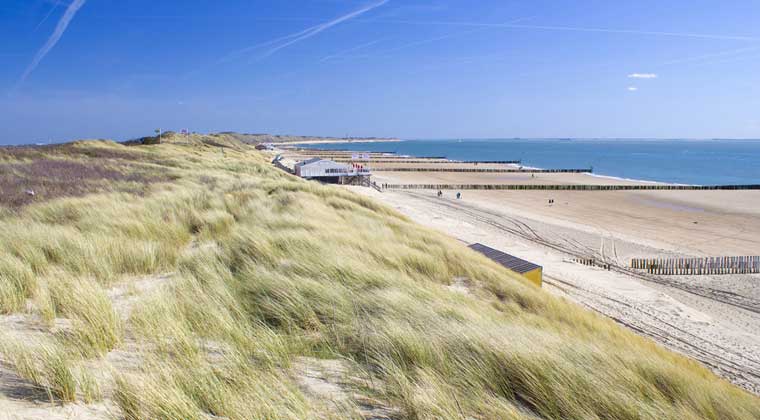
[0,336,77,402]
[0,253,36,313]
[0,136,757,419]
[48,273,122,356]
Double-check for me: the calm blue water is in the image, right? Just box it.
[306,139,760,186]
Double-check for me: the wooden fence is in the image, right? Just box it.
[573,258,612,270]
[272,158,294,174]
[631,256,760,275]
[373,168,592,173]
[381,183,760,191]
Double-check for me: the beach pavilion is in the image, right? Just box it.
[294,158,371,185]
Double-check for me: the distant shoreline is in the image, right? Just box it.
[290,143,662,186]
[298,138,760,186]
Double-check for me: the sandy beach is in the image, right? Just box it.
[370,170,760,255]
[279,148,760,393]
[271,153,760,394]
[376,170,647,186]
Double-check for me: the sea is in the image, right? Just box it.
[304,139,760,186]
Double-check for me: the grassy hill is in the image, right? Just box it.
[0,133,758,419]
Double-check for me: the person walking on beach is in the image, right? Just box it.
[456,192,461,200]
[437,190,443,198]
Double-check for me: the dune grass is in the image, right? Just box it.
[0,335,78,402]
[0,134,758,419]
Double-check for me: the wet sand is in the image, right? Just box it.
[370,170,760,256]
[374,169,656,186]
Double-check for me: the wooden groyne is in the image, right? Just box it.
[332,159,523,164]
[288,152,522,165]
[290,153,397,157]
[374,168,592,173]
[381,184,760,191]
[573,257,612,270]
[332,159,450,164]
[289,149,398,154]
[461,160,522,164]
[286,151,399,157]
[632,257,760,275]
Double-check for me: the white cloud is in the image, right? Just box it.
[627,86,638,91]
[628,73,658,79]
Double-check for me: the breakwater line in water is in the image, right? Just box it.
[304,139,760,185]
[381,184,760,191]
[373,168,591,173]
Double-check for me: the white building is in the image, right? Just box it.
[255,143,275,150]
[294,158,370,184]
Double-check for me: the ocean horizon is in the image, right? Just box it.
[305,138,760,186]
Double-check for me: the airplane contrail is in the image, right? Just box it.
[361,19,760,42]
[376,17,532,56]
[318,17,530,64]
[34,0,63,32]
[15,0,87,91]
[261,0,389,58]
[658,46,760,66]
[215,22,324,65]
[184,0,389,78]
[320,39,385,62]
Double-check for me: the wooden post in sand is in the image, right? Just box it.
[634,255,760,275]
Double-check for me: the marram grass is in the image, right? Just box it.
[0,135,757,419]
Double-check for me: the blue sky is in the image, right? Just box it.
[1,0,760,145]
